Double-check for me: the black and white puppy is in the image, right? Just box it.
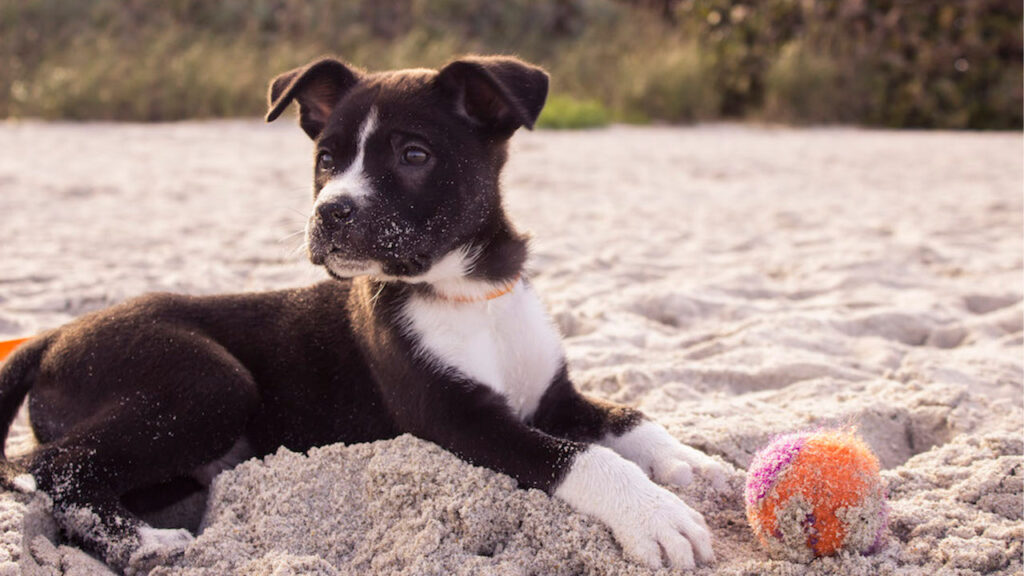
[0,56,725,574]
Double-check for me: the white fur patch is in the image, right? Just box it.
[379,246,521,300]
[554,445,714,569]
[322,256,384,279]
[12,473,36,493]
[603,421,728,490]
[397,246,476,285]
[129,526,193,573]
[137,526,194,550]
[315,108,379,208]
[401,277,563,420]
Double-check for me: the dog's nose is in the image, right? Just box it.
[317,198,357,229]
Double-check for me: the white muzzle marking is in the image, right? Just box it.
[315,108,379,208]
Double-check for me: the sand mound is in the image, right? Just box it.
[0,123,1020,575]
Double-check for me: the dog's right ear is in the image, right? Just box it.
[265,58,360,140]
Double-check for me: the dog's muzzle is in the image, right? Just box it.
[306,200,434,278]
[316,198,358,230]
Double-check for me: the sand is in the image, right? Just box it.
[0,121,1020,575]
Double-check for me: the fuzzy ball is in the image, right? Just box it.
[745,429,888,562]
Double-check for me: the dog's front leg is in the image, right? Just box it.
[532,370,728,491]
[385,375,714,570]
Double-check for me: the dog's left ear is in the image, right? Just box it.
[436,56,549,135]
[265,58,360,139]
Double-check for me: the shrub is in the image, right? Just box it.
[763,41,845,124]
[537,94,611,129]
[625,42,719,123]
[0,0,1019,128]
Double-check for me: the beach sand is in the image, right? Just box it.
[0,122,1020,575]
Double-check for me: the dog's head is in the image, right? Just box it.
[266,56,547,287]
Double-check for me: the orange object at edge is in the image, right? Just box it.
[0,337,31,362]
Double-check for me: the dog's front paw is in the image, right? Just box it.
[555,445,714,569]
[615,482,714,569]
[605,420,728,490]
[126,526,193,575]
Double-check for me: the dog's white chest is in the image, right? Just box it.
[401,281,563,419]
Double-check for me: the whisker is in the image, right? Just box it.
[279,229,306,243]
[288,239,309,258]
[370,282,386,309]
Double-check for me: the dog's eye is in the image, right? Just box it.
[401,146,430,166]
[317,151,335,172]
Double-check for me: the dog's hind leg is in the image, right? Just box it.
[21,346,259,574]
[24,447,169,573]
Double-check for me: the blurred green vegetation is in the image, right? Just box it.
[537,95,611,128]
[0,0,1020,128]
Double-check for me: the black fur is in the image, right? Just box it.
[266,58,361,139]
[532,366,645,440]
[298,59,537,283]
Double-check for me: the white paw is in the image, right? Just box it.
[127,526,193,575]
[12,473,37,493]
[555,445,715,569]
[604,421,728,490]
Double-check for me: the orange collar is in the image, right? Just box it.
[440,274,521,304]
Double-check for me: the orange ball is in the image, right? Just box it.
[745,429,888,562]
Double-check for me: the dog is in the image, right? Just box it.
[0,56,725,574]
